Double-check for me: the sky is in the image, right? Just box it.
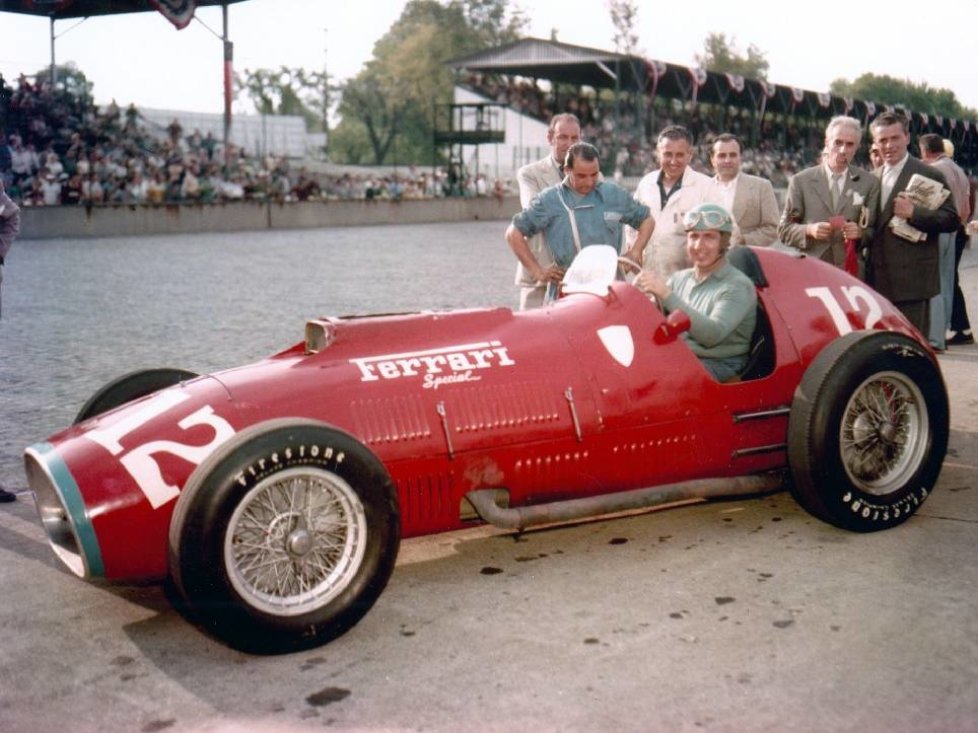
[2,0,977,117]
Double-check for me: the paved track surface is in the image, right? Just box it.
[2,223,977,732]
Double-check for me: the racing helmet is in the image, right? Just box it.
[682,203,734,233]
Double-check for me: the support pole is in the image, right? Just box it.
[50,17,57,87]
[222,2,233,178]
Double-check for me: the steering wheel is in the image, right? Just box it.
[616,255,642,284]
[617,255,662,310]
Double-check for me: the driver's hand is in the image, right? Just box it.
[634,270,670,301]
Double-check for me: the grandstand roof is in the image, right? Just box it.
[0,1,247,24]
[448,37,650,92]
[449,37,978,139]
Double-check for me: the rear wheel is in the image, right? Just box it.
[74,367,198,423]
[787,331,948,532]
[168,419,400,653]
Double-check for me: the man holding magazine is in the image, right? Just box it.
[868,112,959,335]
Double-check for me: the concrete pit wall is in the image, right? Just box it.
[19,196,522,240]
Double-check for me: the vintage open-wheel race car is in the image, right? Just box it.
[24,244,949,653]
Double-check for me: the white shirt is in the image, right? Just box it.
[824,165,846,201]
[881,154,909,203]
[712,174,738,212]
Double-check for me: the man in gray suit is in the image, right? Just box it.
[868,112,959,334]
[778,116,880,276]
[708,134,779,246]
[512,113,581,309]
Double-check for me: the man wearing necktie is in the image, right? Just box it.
[778,115,880,276]
[868,113,960,335]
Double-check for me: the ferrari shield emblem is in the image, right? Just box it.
[597,325,634,367]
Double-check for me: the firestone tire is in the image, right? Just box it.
[168,419,400,654]
[74,368,198,424]
[787,331,948,532]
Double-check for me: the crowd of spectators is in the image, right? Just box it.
[0,72,512,208]
[5,68,952,211]
[460,72,824,188]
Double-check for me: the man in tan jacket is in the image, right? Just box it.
[512,113,581,309]
[708,134,779,247]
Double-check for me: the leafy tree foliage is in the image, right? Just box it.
[331,0,525,165]
[608,0,639,55]
[694,33,769,81]
[830,73,976,121]
[235,66,330,132]
[34,63,94,104]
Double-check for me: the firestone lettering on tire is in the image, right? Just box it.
[234,444,347,487]
[841,487,928,523]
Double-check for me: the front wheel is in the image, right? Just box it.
[787,331,948,532]
[168,419,400,653]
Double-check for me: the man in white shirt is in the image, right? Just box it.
[708,134,779,247]
[630,125,715,278]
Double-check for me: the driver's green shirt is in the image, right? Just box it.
[661,261,757,359]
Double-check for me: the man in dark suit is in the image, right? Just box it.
[868,112,960,334]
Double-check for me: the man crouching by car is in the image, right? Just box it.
[634,203,756,382]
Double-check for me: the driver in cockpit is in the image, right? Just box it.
[634,203,756,382]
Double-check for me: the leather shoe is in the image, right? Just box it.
[0,488,16,503]
[947,331,974,345]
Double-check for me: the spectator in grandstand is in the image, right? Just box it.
[39,172,63,206]
[631,125,716,278]
[126,170,149,204]
[292,168,322,201]
[81,171,105,205]
[146,171,166,204]
[8,134,38,186]
[918,134,971,350]
[868,112,959,334]
[778,115,880,277]
[512,112,582,309]
[505,142,653,300]
[707,134,779,246]
[62,170,84,205]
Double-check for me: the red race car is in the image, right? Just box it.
[24,245,948,653]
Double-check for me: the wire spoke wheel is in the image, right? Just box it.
[788,331,948,532]
[226,467,367,616]
[840,371,927,496]
[169,419,400,652]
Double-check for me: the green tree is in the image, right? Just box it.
[694,33,769,81]
[608,0,639,55]
[34,63,94,104]
[235,66,330,132]
[830,73,976,121]
[331,0,525,165]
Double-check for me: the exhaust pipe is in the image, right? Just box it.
[466,474,784,531]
